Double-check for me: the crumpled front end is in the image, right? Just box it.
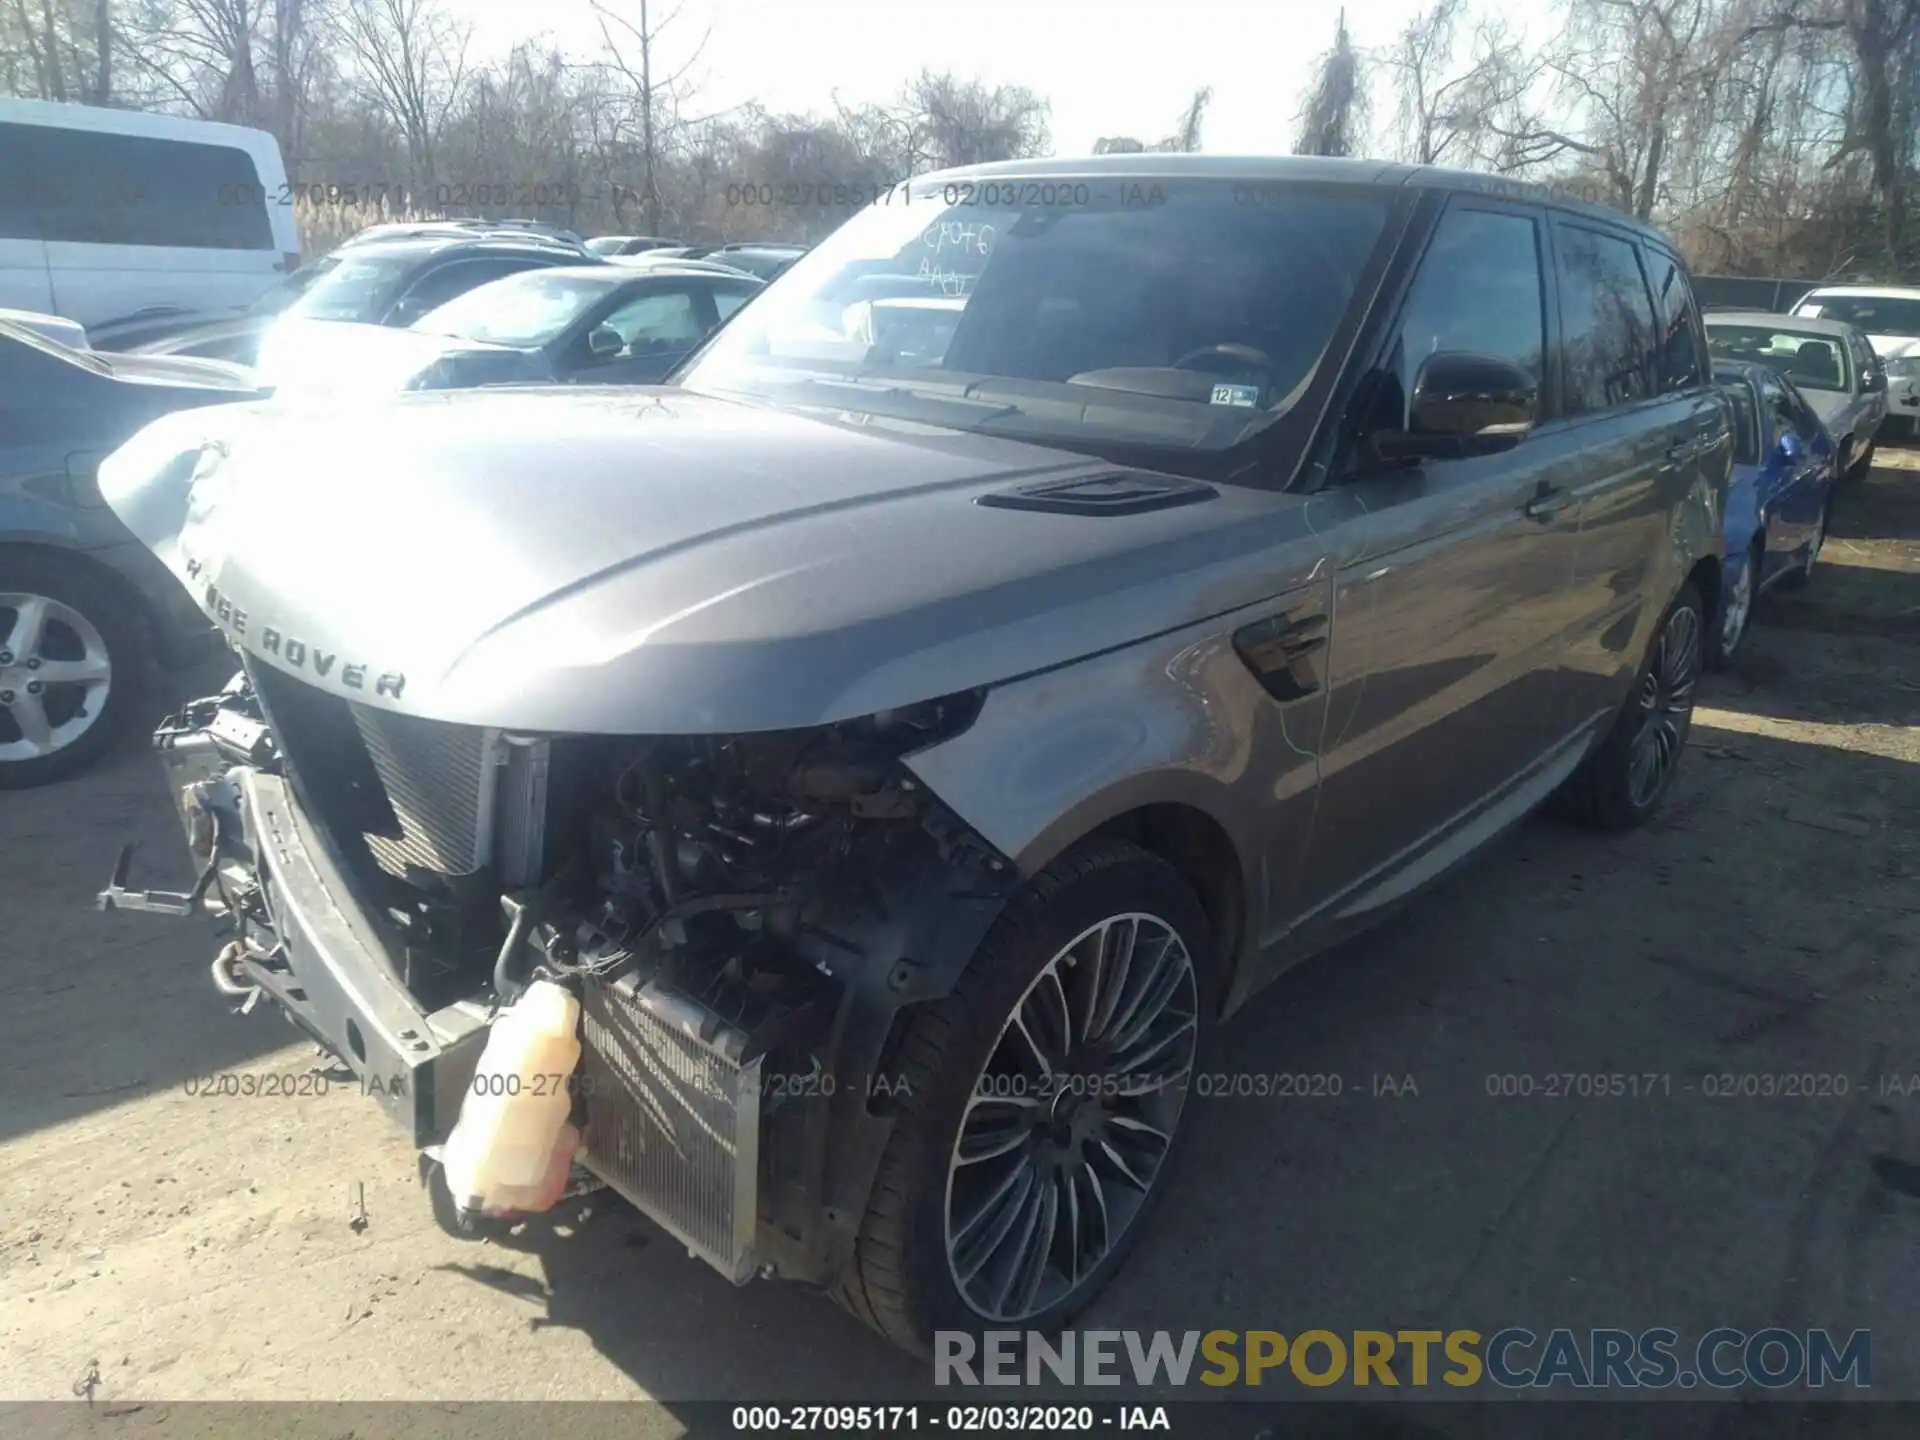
[105,663,1013,1286]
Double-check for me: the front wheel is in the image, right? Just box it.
[836,839,1215,1356]
[1708,539,1760,669]
[1551,581,1703,830]
[1847,439,1875,482]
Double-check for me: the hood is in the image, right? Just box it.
[98,386,1309,734]
[100,349,259,391]
[253,318,516,396]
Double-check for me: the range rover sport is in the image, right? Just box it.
[95,156,1728,1357]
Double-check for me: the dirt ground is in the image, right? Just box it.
[2,453,1918,1429]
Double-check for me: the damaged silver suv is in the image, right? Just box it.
[96,156,1728,1356]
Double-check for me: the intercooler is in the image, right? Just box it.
[577,972,764,1285]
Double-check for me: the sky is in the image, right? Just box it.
[455,0,1548,157]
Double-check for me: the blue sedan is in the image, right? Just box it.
[1711,360,1839,663]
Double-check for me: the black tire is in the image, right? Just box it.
[1550,580,1703,831]
[835,838,1217,1357]
[1706,538,1761,670]
[0,553,147,790]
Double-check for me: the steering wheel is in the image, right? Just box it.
[1173,343,1278,406]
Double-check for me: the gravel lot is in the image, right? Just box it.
[3,456,1917,1427]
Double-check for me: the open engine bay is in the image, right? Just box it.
[110,663,1015,1286]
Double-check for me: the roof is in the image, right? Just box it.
[1797,283,1920,300]
[343,235,596,261]
[914,153,1676,248]
[1706,309,1860,338]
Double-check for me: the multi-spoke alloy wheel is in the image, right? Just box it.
[1626,597,1700,810]
[0,557,140,789]
[1716,554,1753,664]
[837,841,1212,1356]
[945,912,1198,1322]
[0,591,114,765]
[1550,581,1704,831]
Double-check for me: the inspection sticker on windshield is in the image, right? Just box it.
[1210,383,1260,408]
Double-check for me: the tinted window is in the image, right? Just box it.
[392,258,545,320]
[712,286,756,321]
[1556,224,1658,415]
[681,182,1392,460]
[1379,206,1545,428]
[1645,251,1705,391]
[0,121,271,249]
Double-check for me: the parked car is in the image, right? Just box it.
[1708,361,1838,662]
[1705,310,1886,479]
[100,235,599,367]
[0,97,298,327]
[607,252,759,280]
[0,318,259,786]
[97,156,1726,1355]
[1791,285,1920,436]
[586,235,688,256]
[256,264,762,395]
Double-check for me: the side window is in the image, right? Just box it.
[1374,206,1547,431]
[0,122,271,249]
[1555,223,1658,415]
[1723,380,1760,465]
[391,258,538,321]
[1852,333,1883,391]
[600,290,705,354]
[712,286,756,321]
[1761,377,1819,447]
[1644,250,1706,392]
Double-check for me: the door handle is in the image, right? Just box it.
[1524,485,1575,521]
[1234,612,1329,702]
[1660,441,1688,471]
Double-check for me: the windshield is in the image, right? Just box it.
[678,179,1390,457]
[1797,294,1920,338]
[1707,323,1850,392]
[585,237,627,256]
[282,252,419,322]
[412,269,621,347]
[248,259,332,316]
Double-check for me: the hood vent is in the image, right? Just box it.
[976,471,1218,517]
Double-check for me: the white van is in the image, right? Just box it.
[0,98,299,328]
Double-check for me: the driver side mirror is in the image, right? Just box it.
[1777,431,1803,464]
[1374,352,1538,462]
[587,325,624,358]
[1863,369,1887,394]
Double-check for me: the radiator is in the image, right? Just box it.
[577,972,763,1285]
[350,705,497,878]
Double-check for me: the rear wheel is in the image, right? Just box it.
[836,839,1214,1356]
[0,555,144,789]
[1551,581,1702,830]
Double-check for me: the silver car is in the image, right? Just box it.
[95,156,1726,1356]
[1705,310,1888,480]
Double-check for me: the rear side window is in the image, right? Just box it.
[1377,206,1547,427]
[1644,250,1706,391]
[0,121,271,250]
[1555,223,1658,415]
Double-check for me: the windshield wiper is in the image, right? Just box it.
[779,376,1022,424]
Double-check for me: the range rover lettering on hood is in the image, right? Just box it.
[185,556,406,699]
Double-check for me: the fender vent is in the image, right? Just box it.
[976,471,1218,517]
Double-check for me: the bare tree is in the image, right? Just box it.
[333,0,467,185]
[589,0,709,232]
[1296,9,1367,156]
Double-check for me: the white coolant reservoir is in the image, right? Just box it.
[441,980,583,1218]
